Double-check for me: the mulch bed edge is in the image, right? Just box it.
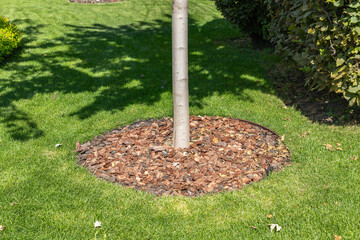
[75,116,291,197]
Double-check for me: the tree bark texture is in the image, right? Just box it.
[172,0,190,148]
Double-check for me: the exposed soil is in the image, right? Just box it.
[269,62,360,125]
[76,116,291,197]
[69,0,123,3]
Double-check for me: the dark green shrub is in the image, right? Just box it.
[213,0,270,41]
[266,0,360,106]
[0,16,22,63]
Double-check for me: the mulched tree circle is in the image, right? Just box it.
[69,0,123,3]
[76,116,291,196]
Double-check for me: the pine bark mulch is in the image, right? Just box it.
[75,116,291,197]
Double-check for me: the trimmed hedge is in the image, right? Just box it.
[266,0,360,106]
[214,0,360,106]
[213,0,269,40]
[0,16,22,63]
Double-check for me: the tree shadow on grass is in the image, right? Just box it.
[0,16,273,140]
[0,104,43,141]
[0,19,45,141]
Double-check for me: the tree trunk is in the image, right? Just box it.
[172,0,190,148]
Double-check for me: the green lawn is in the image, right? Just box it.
[1,0,360,239]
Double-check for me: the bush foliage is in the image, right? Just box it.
[214,0,360,106]
[267,0,360,106]
[213,0,269,39]
[0,16,22,63]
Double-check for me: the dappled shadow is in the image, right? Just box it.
[12,19,45,44]
[0,104,43,141]
[0,19,45,67]
[0,16,273,140]
[0,19,45,140]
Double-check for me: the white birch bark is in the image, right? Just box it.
[172,0,190,148]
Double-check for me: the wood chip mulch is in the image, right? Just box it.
[75,116,291,197]
[69,0,123,3]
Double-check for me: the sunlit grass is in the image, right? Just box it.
[0,0,359,239]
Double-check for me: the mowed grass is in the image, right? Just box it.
[1,0,360,239]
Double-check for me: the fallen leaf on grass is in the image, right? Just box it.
[324,203,328,206]
[251,226,257,230]
[334,235,342,240]
[51,93,57,100]
[267,214,273,219]
[10,202,17,206]
[268,224,282,232]
[280,135,285,141]
[94,221,102,228]
[301,131,311,137]
[336,148,343,151]
[323,144,335,151]
[336,143,341,146]
[352,156,358,160]
[0,225,4,231]
[76,141,80,151]
[55,144,63,148]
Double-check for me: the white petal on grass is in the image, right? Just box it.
[55,144,63,148]
[94,221,102,228]
[268,224,282,232]
[0,225,4,231]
